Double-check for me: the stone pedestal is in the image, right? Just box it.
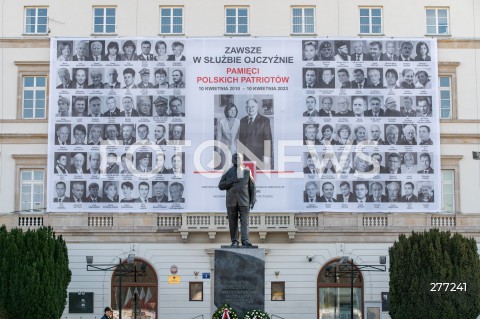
[214,247,265,318]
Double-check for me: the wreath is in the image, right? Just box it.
[243,309,271,319]
[212,304,239,319]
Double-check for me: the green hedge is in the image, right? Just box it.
[0,226,71,319]
[389,229,480,319]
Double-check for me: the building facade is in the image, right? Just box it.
[1,1,480,318]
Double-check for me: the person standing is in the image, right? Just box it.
[238,99,273,169]
[217,103,240,154]
[218,153,256,247]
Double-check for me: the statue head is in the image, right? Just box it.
[232,153,243,166]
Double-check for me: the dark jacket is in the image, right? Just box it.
[238,114,273,164]
[218,166,256,208]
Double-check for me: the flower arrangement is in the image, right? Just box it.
[243,309,271,319]
[211,304,239,319]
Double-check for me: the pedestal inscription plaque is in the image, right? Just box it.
[214,248,265,318]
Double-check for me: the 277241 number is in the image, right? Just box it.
[430,282,466,292]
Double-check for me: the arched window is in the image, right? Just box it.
[111,258,158,319]
[317,259,364,319]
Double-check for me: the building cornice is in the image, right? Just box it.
[440,133,480,144]
[0,134,48,144]
[1,37,480,49]
[0,38,50,48]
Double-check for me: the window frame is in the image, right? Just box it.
[20,169,45,213]
[224,6,250,35]
[12,155,48,213]
[159,6,185,35]
[358,7,383,35]
[291,6,316,35]
[441,169,455,213]
[24,7,49,35]
[425,7,450,36]
[441,155,462,214]
[22,75,47,120]
[271,281,286,301]
[189,282,203,301]
[92,6,117,35]
[439,76,452,120]
[438,62,460,121]
[15,61,49,121]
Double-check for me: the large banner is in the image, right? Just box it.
[48,38,440,213]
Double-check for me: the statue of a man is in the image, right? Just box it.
[218,153,256,246]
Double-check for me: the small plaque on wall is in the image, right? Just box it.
[381,292,390,312]
[69,292,94,313]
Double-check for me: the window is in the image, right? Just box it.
[439,76,452,119]
[441,170,455,213]
[20,169,45,212]
[93,7,116,34]
[24,7,48,34]
[426,8,449,35]
[441,155,462,213]
[23,76,47,119]
[189,282,203,301]
[225,7,249,34]
[13,155,47,213]
[160,7,184,34]
[438,62,459,120]
[271,282,285,301]
[15,62,49,120]
[359,8,382,34]
[292,7,315,34]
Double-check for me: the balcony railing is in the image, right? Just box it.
[3,212,473,241]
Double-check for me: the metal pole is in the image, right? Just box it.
[350,261,354,319]
[134,292,138,319]
[134,265,137,319]
[119,258,122,319]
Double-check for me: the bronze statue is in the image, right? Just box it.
[218,153,256,246]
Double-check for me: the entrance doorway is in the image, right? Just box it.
[317,259,364,319]
[111,258,158,319]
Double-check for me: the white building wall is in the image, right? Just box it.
[66,242,391,319]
